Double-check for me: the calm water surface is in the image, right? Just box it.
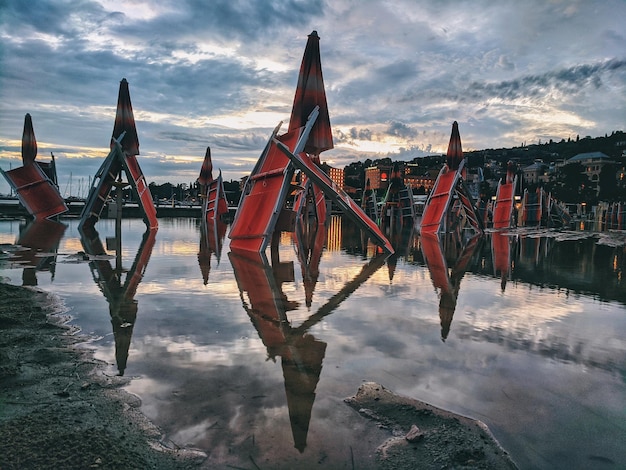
[0,216,624,470]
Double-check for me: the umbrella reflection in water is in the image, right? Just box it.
[491,231,516,291]
[293,217,326,308]
[79,225,157,375]
[229,242,386,452]
[10,219,67,286]
[198,216,227,285]
[420,231,482,341]
[386,223,416,282]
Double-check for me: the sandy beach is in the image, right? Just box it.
[0,283,204,470]
[0,282,517,469]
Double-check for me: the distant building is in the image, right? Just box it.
[364,165,391,190]
[566,151,611,180]
[402,163,431,193]
[364,162,436,193]
[522,160,550,184]
[565,152,613,195]
[326,165,345,190]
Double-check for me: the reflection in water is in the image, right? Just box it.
[229,223,386,452]
[491,231,515,291]
[10,219,67,286]
[293,218,326,307]
[197,217,227,285]
[0,217,624,469]
[79,225,157,375]
[518,232,551,266]
[229,249,325,452]
[385,224,416,281]
[478,231,626,304]
[421,231,483,341]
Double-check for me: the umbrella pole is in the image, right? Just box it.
[113,178,129,272]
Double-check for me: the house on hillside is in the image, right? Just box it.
[565,151,613,195]
[522,160,550,185]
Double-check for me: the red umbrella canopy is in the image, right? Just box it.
[198,146,214,186]
[445,121,463,171]
[111,78,140,156]
[288,30,333,157]
[21,113,37,165]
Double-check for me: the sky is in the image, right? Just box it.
[1,0,625,197]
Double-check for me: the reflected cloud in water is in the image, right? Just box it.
[79,225,157,376]
[0,216,624,469]
[229,219,387,452]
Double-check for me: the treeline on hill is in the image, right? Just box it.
[144,130,625,206]
[464,130,626,204]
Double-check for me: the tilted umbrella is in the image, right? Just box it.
[111,78,139,156]
[445,121,463,171]
[21,113,37,165]
[288,30,333,160]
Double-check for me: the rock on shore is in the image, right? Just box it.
[345,382,518,470]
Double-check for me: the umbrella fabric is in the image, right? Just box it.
[111,78,140,156]
[21,113,37,165]
[198,146,214,186]
[288,30,333,157]
[445,121,463,171]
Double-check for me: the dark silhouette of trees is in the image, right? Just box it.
[549,163,596,204]
[598,163,619,202]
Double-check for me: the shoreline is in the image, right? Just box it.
[0,282,517,469]
[0,283,205,470]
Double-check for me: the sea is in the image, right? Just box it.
[0,215,624,470]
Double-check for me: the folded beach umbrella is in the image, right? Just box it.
[111,78,140,156]
[288,30,333,159]
[198,146,214,186]
[21,113,37,165]
[445,121,463,171]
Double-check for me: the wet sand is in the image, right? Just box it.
[0,283,204,470]
[0,282,517,469]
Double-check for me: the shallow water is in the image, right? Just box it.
[0,216,624,469]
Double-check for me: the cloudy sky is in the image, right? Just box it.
[1,0,624,196]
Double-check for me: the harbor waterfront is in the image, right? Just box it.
[0,216,624,469]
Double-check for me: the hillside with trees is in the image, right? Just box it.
[145,130,625,207]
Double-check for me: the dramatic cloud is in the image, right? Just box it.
[0,0,624,193]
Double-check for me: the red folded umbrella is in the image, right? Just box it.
[198,146,214,186]
[288,30,333,157]
[21,113,37,165]
[445,121,463,171]
[111,78,140,156]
